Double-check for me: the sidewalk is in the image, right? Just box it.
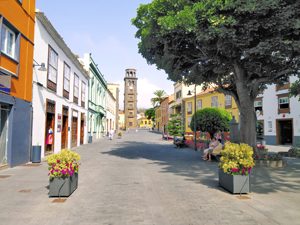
[0,131,299,225]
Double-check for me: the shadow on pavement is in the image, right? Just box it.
[102,140,300,194]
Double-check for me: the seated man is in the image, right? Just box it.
[174,135,186,148]
[208,141,223,161]
[202,137,219,160]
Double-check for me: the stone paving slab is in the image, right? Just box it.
[0,130,299,225]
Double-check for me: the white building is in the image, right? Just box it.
[256,76,300,146]
[32,12,89,157]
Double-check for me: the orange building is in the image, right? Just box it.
[0,0,35,167]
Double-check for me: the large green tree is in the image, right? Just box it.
[132,0,300,147]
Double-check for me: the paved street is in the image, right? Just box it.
[0,130,300,225]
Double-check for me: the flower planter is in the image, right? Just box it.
[255,160,284,168]
[49,173,78,197]
[219,169,250,194]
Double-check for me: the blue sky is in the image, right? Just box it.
[36,0,174,109]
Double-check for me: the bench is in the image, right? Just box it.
[174,138,187,148]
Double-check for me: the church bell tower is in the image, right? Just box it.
[124,68,138,129]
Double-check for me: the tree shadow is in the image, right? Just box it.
[102,140,300,194]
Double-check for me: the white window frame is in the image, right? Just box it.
[225,95,232,107]
[81,81,86,103]
[279,97,289,105]
[211,96,218,107]
[1,24,16,59]
[74,74,79,98]
[187,102,192,114]
[63,62,71,92]
[197,99,202,110]
[254,100,262,107]
[47,46,58,84]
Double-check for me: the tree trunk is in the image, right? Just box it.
[234,63,257,148]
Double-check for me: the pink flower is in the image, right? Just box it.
[231,168,239,173]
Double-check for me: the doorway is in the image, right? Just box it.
[0,104,10,166]
[45,100,55,155]
[80,113,84,145]
[61,106,68,149]
[71,110,78,148]
[276,119,293,145]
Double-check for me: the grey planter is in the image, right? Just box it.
[219,169,250,194]
[49,174,78,197]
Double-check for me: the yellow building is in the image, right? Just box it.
[184,88,239,133]
[118,110,125,130]
[138,117,153,129]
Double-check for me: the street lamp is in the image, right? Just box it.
[187,85,197,151]
[33,59,47,71]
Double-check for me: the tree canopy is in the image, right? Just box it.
[133,0,300,147]
[151,90,167,107]
[290,80,300,101]
[167,114,184,137]
[145,108,156,122]
[190,108,232,139]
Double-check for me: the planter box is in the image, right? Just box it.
[219,169,250,194]
[49,174,78,197]
[255,160,284,168]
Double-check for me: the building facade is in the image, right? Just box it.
[118,110,125,130]
[108,83,120,132]
[82,53,106,141]
[183,88,239,133]
[256,76,300,146]
[106,89,117,133]
[0,0,35,167]
[138,112,153,129]
[32,12,89,158]
[124,68,138,129]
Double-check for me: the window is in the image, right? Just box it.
[176,91,182,99]
[81,82,86,107]
[187,117,192,127]
[63,62,70,99]
[1,24,17,59]
[47,46,58,91]
[197,100,202,110]
[211,96,218,107]
[254,99,263,114]
[276,81,290,91]
[225,95,232,108]
[278,95,290,113]
[187,102,192,115]
[267,121,272,132]
[73,73,79,104]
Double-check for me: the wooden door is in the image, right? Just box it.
[80,113,84,145]
[61,107,68,149]
[45,100,55,155]
[71,117,78,148]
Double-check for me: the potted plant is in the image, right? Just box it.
[255,152,284,168]
[219,142,255,194]
[117,131,122,139]
[47,149,80,197]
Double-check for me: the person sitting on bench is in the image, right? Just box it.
[202,137,220,161]
[174,135,186,148]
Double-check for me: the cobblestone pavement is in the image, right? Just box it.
[0,129,299,225]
